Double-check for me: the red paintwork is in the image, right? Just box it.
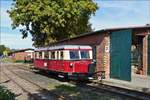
[34,59,45,69]
[34,59,92,73]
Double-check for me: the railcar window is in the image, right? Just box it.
[35,52,39,59]
[51,51,55,59]
[39,52,42,59]
[70,51,79,60]
[60,51,63,59]
[80,51,90,59]
[44,52,49,59]
[57,51,59,59]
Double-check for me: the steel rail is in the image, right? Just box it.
[95,83,150,100]
[79,82,150,100]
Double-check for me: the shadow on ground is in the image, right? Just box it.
[27,84,120,100]
[30,70,134,100]
[33,70,91,83]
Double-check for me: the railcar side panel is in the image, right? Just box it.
[48,60,92,73]
[72,60,92,73]
[34,59,45,69]
[47,60,64,72]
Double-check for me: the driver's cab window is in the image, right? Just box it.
[80,50,90,59]
[69,51,79,60]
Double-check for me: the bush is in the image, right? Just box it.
[1,57,14,63]
[0,85,15,100]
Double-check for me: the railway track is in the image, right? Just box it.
[2,70,41,100]
[5,63,150,100]
[2,65,66,100]
[85,83,150,100]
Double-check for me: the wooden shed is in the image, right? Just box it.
[50,25,150,81]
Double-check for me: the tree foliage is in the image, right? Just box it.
[0,45,11,56]
[8,0,98,47]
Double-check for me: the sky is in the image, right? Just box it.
[1,0,150,49]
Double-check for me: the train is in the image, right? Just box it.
[33,45,95,80]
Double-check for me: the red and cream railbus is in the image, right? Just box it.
[34,45,95,79]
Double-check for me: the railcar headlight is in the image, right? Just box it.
[92,60,96,64]
[70,63,73,67]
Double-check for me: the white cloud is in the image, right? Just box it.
[1,32,34,49]
[90,0,150,30]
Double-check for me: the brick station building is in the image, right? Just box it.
[11,48,34,61]
[50,25,150,81]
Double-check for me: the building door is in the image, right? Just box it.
[147,35,150,75]
[110,29,132,81]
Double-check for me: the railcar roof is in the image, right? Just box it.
[35,45,92,51]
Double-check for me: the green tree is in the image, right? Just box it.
[8,0,98,47]
[0,45,11,56]
[0,45,6,56]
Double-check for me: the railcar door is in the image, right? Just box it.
[49,51,57,71]
[35,51,45,69]
[56,51,64,72]
[43,51,49,70]
[59,51,64,72]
